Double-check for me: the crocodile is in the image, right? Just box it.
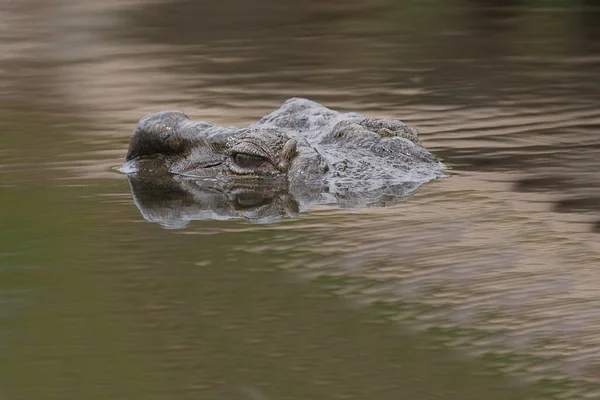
[122,98,445,227]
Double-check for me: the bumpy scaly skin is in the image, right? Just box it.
[123,98,445,225]
[125,98,441,182]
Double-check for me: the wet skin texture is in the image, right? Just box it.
[122,98,445,226]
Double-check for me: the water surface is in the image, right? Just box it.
[1,1,600,399]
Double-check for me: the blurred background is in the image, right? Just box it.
[1,1,600,399]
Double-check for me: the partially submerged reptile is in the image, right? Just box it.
[122,98,445,227]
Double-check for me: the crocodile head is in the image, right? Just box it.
[123,109,328,186]
[121,99,445,225]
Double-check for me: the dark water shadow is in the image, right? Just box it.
[127,173,430,227]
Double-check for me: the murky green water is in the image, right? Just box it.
[1,1,600,399]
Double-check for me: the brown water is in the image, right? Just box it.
[1,1,600,399]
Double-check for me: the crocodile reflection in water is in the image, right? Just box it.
[122,98,445,227]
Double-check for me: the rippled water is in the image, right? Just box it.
[1,1,600,399]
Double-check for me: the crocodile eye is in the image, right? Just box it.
[232,153,268,169]
[234,191,269,209]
